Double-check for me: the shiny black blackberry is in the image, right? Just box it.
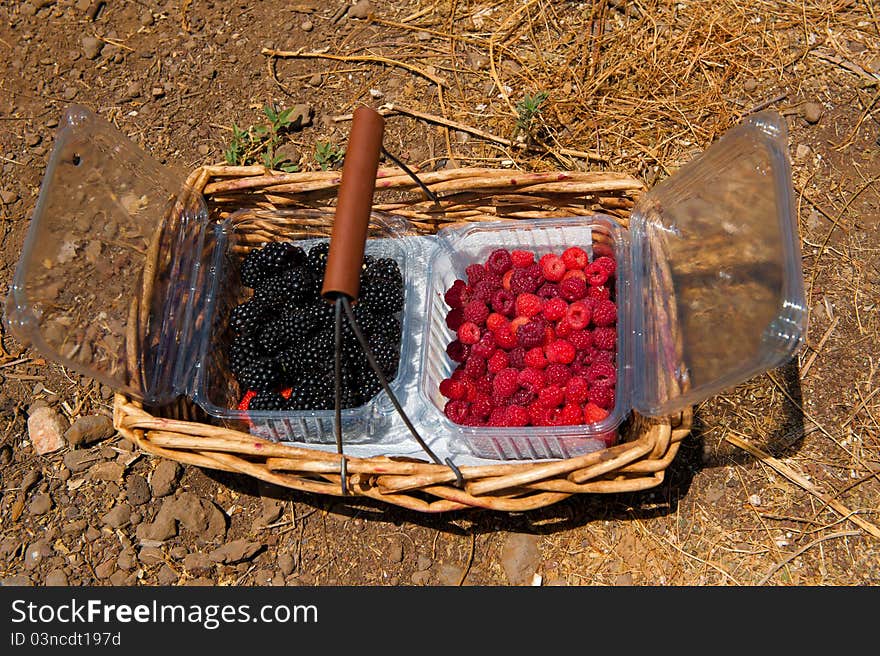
[253,267,311,307]
[249,389,287,411]
[359,280,404,314]
[369,333,400,376]
[259,316,298,353]
[229,333,260,377]
[305,241,330,275]
[229,299,267,335]
[280,306,318,337]
[240,241,302,288]
[235,357,280,392]
[364,257,403,286]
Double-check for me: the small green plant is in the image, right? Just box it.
[514,91,549,142]
[224,103,300,172]
[314,141,344,171]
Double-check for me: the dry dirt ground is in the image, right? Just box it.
[0,0,879,587]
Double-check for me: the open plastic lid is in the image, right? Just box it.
[630,111,807,416]
[3,105,210,404]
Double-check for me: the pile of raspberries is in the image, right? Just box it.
[439,245,618,428]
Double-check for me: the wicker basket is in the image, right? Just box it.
[112,164,692,513]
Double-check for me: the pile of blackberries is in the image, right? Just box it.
[227,240,405,412]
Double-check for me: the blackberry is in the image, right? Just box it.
[236,356,280,392]
[300,329,335,373]
[287,374,335,410]
[229,333,260,377]
[253,267,311,307]
[229,299,268,335]
[259,316,298,353]
[305,300,335,328]
[352,303,381,337]
[369,333,400,376]
[280,306,318,337]
[249,389,287,411]
[373,315,402,342]
[364,257,402,286]
[240,241,302,288]
[305,241,330,275]
[275,346,303,385]
[359,279,404,314]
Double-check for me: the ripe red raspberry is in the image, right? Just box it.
[488,349,509,373]
[517,367,547,392]
[502,269,514,290]
[493,325,518,349]
[515,292,542,317]
[565,301,591,330]
[446,339,470,362]
[559,277,587,301]
[510,249,535,268]
[560,402,582,425]
[486,312,509,333]
[492,367,520,399]
[539,253,566,282]
[516,320,546,349]
[565,376,589,404]
[507,346,526,369]
[509,267,541,294]
[444,279,468,308]
[582,402,610,425]
[537,385,565,408]
[586,261,609,286]
[474,375,493,395]
[524,346,547,369]
[528,401,550,426]
[592,347,615,364]
[537,283,560,299]
[488,407,508,426]
[472,279,499,302]
[541,297,568,321]
[439,377,466,400]
[587,285,611,301]
[554,318,573,338]
[486,248,513,275]
[460,378,479,403]
[591,299,617,327]
[544,363,572,386]
[510,388,536,407]
[463,355,487,380]
[471,331,497,358]
[510,316,530,334]
[463,299,490,326]
[545,339,576,364]
[562,268,587,282]
[470,393,494,420]
[561,246,588,270]
[457,321,481,345]
[505,404,529,427]
[237,389,257,411]
[592,255,617,276]
[450,366,467,381]
[444,399,470,424]
[569,329,593,351]
[588,385,615,410]
[491,289,515,317]
[445,307,464,331]
[592,326,617,350]
[587,361,617,387]
[465,263,487,285]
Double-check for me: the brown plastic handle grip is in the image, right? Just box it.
[321,105,385,301]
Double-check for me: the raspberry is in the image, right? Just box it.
[439,378,467,400]
[488,350,509,373]
[463,299,490,325]
[463,379,480,402]
[237,389,257,411]
[444,399,470,424]
[565,301,592,330]
[470,393,493,420]
[544,363,572,386]
[559,277,587,301]
[516,320,546,349]
[457,321,481,345]
[537,385,565,408]
[463,355,487,380]
[507,346,526,369]
[446,339,470,362]
[444,279,468,308]
[488,407,508,426]
[560,402,582,425]
[451,366,467,381]
[445,307,464,331]
[592,255,617,276]
[492,368,520,399]
[565,376,590,404]
[524,347,548,369]
[510,388,536,407]
[515,293,542,318]
[471,331,497,359]
[582,402,610,425]
[491,289,515,317]
[537,283,560,299]
[591,299,617,327]
[494,325,518,349]
[465,263,487,285]
[592,326,617,350]
[510,316,530,334]
[474,375,493,395]
[587,361,617,387]
[517,367,547,392]
[541,297,568,321]
[592,348,615,364]
[472,279,499,302]
[587,285,611,301]
[569,329,593,351]
[528,402,550,426]
[554,318,573,338]
[502,269,514,291]
[545,339,576,364]
[505,404,530,427]
[509,267,541,294]
[586,261,610,286]
[486,249,513,275]
[510,249,535,268]
[561,246,588,270]
[539,253,566,282]
[588,385,615,410]
[486,312,509,333]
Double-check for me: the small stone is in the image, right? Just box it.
[416,554,432,571]
[109,570,131,586]
[64,450,99,473]
[89,461,124,481]
[58,467,71,482]
[437,563,465,586]
[117,551,135,571]
[100,502,131,528]
[125,474,151,506]
[20,469,41,494]
[278,552,295,576]
[0,188,19,205]
[308,73,322,86]
[411,570,431,585]
[63,519,88,534]
[94,559,116,579]
[1,575,32,586]
[65,414,115,447]
[149,460,181,498]
[749,494,762,506]
[24,540,52,570]
[208,540,263,564]
[252,569,274,585]
[183,552,213,575]
[301,19,313,31]
[349,0,372,19]
[156,564,179,585]
[44,569,68,586]
[81,36,103,60]
[138,547,165,567]
[615,572,634,586]
[28,492,53,516]
[170,546,187,560]
[500,533,541,586]
[795,144,811,160]
[744,78,758,92]
[139,9,154,26]
[27,406,67,455]
[24,132,41,147]
[197,143,210,156]
[386,538,404,563]
[151,86,165,98]
[84,526,101,541]
[802,102,823,124]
